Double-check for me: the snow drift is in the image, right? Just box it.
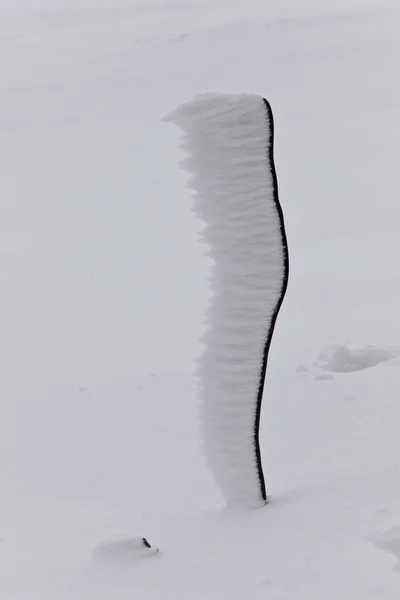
[166,94,289,508]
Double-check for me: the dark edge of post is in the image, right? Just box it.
[254,99,290,504]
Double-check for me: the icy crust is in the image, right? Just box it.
[166,94,286,508]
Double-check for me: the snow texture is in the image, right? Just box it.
[166,94,288,508]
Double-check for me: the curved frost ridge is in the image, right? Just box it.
[165,94,288,508]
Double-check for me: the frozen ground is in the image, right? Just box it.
[1,1,400,598]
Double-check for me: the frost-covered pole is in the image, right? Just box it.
[165,94,288,508]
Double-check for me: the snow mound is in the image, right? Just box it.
[370,526,400,572]
[92,537,160,562]
[316,345,399,373]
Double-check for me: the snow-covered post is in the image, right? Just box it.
[165,94,288,509]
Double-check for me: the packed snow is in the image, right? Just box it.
[1,1,400,599]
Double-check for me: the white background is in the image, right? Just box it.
[1,1,400,598]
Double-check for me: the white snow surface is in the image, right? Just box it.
[166,94,286,508]
[1,1,400,599]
